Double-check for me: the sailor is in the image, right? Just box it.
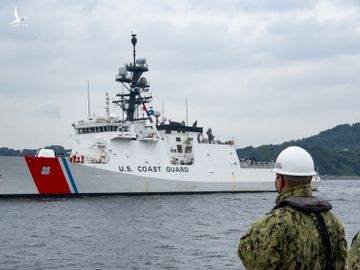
[238,146,347,269]
[348,231,360,269]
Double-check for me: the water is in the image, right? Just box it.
[0,180,359,270]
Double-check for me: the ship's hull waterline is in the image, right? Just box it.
[0,156,320,196]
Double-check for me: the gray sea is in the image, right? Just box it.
[0,179,359,270]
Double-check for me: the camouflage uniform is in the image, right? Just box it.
[348,232,360,270]
[238,185,347,270]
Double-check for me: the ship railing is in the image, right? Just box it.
[129,61,148,69]
[111,131,137,140]
[239,160,275,169]
[199,140,234,145]
[86,158,108,164]
[138,132,159,142]
[215,140,234,145]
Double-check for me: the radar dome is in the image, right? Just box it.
[110,113,119,119]
[36,149,55,158]
[154,110,161,117]
[139,77,149,87]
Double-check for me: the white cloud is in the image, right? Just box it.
[1,0,360,149]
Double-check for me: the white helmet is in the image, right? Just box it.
[272,146,316,176]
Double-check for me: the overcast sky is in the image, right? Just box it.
[1,0,360,149]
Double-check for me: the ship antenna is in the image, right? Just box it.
[114,33,149,122]
[186,97,189,139]
[131,34,137,66]
[186,97,189,126]
[105,92,110,119]
[87,80,91,118]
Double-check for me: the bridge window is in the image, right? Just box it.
[177,145,183,153]
[185,146,192,153]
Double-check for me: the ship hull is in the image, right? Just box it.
[0,156,320,196]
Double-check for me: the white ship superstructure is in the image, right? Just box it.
[0,34,320,195]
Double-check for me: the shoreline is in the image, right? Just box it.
[320,175,360,180]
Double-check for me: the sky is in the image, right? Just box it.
[1,0,360,149]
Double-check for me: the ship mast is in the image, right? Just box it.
[132,34,136,66]
[114,34,152,122]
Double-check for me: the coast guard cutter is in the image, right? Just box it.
[0,34,320,195]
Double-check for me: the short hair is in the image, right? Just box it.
[283,175,311,183]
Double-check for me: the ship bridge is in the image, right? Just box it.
[157,122,203,134]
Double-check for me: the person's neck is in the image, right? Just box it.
[280,183,307,194]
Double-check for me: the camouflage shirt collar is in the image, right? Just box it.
[275,185,313,205]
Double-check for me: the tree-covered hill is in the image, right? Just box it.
[0,145,71,157]
[304,123,360,150]
[237,123,360,176]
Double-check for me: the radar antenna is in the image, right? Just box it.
[113,34,152,122]
[131,34,137,66]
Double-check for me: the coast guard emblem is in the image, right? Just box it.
[41,166,51,175]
